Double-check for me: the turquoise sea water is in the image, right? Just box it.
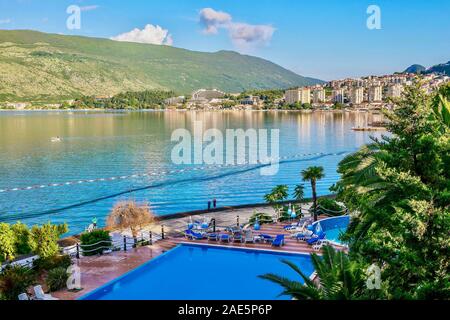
[0,110,383,234]
[80,244,315,300]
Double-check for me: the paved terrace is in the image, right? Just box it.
[53,208,343,300]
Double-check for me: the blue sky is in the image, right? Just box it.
[0,0,449,80]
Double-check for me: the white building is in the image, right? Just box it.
[332,89,345,104]
[285,87,311,105]
[312,88,326,103]
[386,84,404,98]
[192,89,225,101]
[368,86,382,102]
[350,87,364,105]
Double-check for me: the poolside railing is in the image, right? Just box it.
[61,230,165,259]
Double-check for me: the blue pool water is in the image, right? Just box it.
[314,216,350,245]
[80,244,315,300]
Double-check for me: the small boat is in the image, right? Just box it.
[50,137,62,142]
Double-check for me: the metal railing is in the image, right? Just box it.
[61,225,166,259]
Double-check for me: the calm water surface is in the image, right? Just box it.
[0,110,384,235]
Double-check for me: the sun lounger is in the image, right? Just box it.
[18,293,29,300]
[190,231,205,240]
[243,230,254,243]
[271,235,285,247]
[220,234,231,243]
[233,233,244,243]
[33,285,59,300]
[207,233,219,241]
[184,229,193,239]
[307,233,326,245]
[294,229,314,241]
[259,234,274,243]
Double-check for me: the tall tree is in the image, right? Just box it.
[264,185,289,220]
[334,83,450,299]
[301,166,325,221]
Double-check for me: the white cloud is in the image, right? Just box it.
[80,5,100,12]
[0,18,12,24]
[229,23,275,46]
[198,8,275,49]
[111,24,173,46]
[199,8,232,34]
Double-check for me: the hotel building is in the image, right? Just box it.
[368,85,382,102]
[285,87,311,105]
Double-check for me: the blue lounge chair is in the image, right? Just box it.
[307,232,326,245]
[284,221,301,230]
[190,231,205,240]
[233,233,243,243]
[184,229,193,239]
[220,234,231,243]
[207,233,219,241]
[271,235,285,247]
[260,234,274,243]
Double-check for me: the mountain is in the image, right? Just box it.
[0,30,322,102]
[404,64,426,74]
[403,61,450,76]
[427,61,450,76]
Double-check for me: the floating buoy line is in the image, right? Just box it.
[0,151,352,194]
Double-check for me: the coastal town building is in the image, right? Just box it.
[368,85,383,102]
[332,89,345,104]
[386,84,404,98]
[191,89,225,101]
[284,87,311,105]
[312,88,326,103]
[350,87,364,105]
[240,95,261,106]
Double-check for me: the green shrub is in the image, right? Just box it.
[0,223,16,264]
[249,212,273,225]
[80,230,111,256]
[316,198,346,216]
[29,222,68,259]
[46,267,68,292]
[33,254,72,271]
[0,265,35,300]
[11,222,32,255]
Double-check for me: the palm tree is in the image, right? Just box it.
[293,184,305,202]
[264,185,289,219]
[259,245,366,300]
[301,166,325,221]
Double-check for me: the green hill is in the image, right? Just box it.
[404,64,426,74]
[0,30,322,102]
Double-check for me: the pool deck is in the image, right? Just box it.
[53,215,345,300]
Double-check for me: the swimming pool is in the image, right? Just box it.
[80,244,315,300]
[313,215,350,245]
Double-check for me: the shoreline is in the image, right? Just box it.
[0,108,380,113]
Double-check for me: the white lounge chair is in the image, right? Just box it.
[243,230,254,243]
[33,285,59,300]
[18,293,29,300]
